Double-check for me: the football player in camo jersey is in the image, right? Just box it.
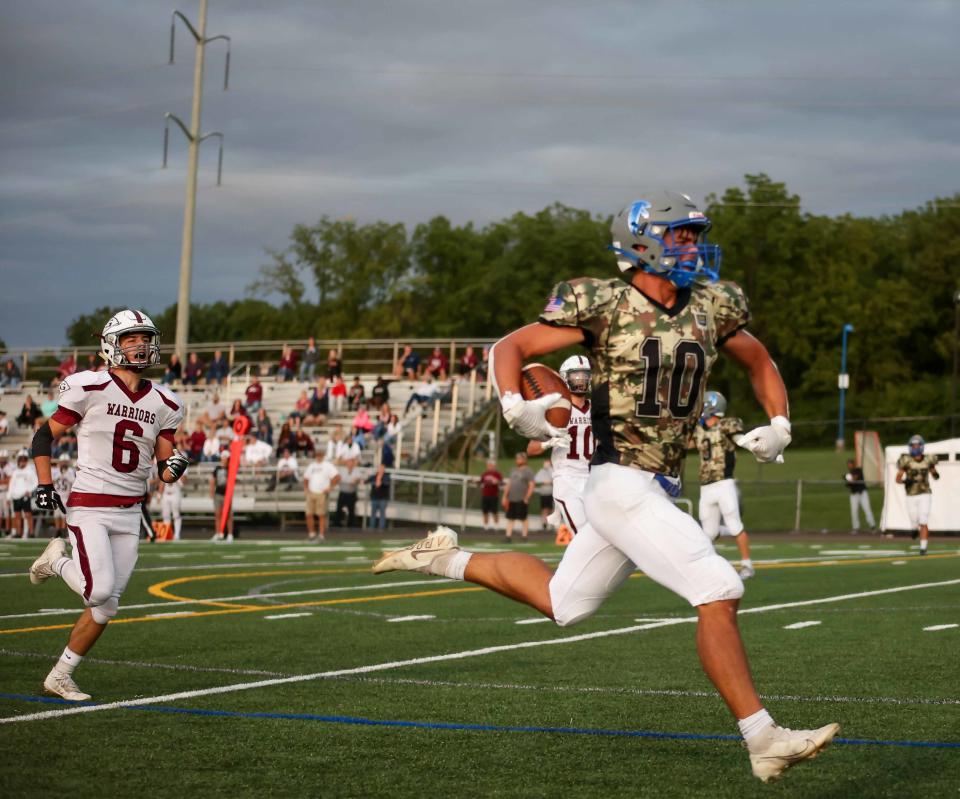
[375,192,838,782]
[895,435,940,554]
[694,391,754,578]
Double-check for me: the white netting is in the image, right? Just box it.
[855,430,883,484]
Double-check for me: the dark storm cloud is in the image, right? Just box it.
[1,0,958,346]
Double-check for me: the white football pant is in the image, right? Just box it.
[905,493,932,527]
[698,478,744,541]
[161,494,183,540]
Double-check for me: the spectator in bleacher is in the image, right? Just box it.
[175,428,191,458]
[215,417,234,447]
[372,403,392,440]
[425,347,449,381]
[40,389,58,421]
[210,450,234,542]
[380,437,396,468]
[52,430,77,459]
[1,359,22,390]
[326,349,342,381]
[187,421,206,463]
[277,345,297,382]
[477,345,490,381]
[56,354,76,382]
[292,424,316,457]
[457,345,479,377]
[289,389,311,423]
[334,457,363,528]
[83,353,104,373]
[268,447,300,491]
[202,427,222,462]
[162,353,182,385]
[329,375,347,415]
[229,398,249,426]
[254,407,273,445]
[0,410,8,441]
[299,337,319,382]
[385,414,402,445]
[206,349,229,385]
[16,395,43,430]
[368,462,391,530]
[275,422,296,456]
[200,392,227,426]
[394,345,420,380]
[370,376,390,409]
[404,376,438,415]
[302,381,328,426]
[183,352,204,385]
[351,403,374,449]
[243,433,273,479]
[244,376,263,413]
[347,376,366,412]
[303,448,340,543]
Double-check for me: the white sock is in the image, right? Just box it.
[738,708,775,749]
[57,647,83,676]
[920,540,928,552]
[54,556,70,577]
[741,558,753,569]
[432,550,473,581]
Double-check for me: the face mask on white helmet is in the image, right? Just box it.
[559,355,592,395]
[100,310,161,371]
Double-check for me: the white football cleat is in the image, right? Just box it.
[29,537,67,585]
[749,723,840,783]
[372,526,459,575]
[43,668,92,702]
[738,563,756,580]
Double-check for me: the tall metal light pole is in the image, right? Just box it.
[165,1,231,362]
[952,290,960,437]
[837,323,854,450]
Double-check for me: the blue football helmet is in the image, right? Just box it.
[908,435,924,457]
[609,191,721,289]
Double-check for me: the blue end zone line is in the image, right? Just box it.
[2,693,957,749]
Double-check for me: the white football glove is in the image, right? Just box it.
[500,392,571,446]
[735,416,792,463]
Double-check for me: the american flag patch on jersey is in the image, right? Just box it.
[543,295,564,313]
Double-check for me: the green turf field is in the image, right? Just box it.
[1,535,957,798]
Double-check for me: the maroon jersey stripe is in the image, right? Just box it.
[82,381,110,392]
[68,492,146,509]
[110,372,152,403]
[66,523,94,601]
[154,388,180,411]
[52,406,82,426]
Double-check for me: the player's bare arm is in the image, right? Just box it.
[720,329,789,419]
[490,323,584,395]
[526,440,545,456]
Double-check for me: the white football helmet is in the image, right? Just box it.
[0,449,9,460]
[100,309,160,370]
[559,355,591,396]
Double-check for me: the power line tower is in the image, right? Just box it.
[163,0,231,361]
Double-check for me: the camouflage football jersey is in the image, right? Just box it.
[896,454,938,495]
[540,277,750,477]
[694,417,744,485]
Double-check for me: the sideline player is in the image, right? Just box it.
[895,435,939,554]
[27,310,188,700]
[9,451,38,538]
[694,391,754,578]
[0,450,14,536]
[374,193,838,782]
[51,454,76,538]
[159,469,185,541]
[526,355,592,537]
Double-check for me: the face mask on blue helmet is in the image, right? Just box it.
[908,435,924,457]
[609,194,722,288]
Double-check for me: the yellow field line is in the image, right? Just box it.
[0,586,486,635]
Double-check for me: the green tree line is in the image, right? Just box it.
[65,174,960,437]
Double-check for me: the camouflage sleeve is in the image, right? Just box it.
[538,278,616,346]
[723,417,744,437]
[896,454,909,471]
[713,281,751,345]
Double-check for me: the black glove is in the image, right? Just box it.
[34,484,65,513]
[163,449,190,481]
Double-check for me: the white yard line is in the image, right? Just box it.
[3,577,958,725]
[386,615,435,622]
[783,621,822,630]
[264,613,313,621]
[923,624,958,632]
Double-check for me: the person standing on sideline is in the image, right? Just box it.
[896,435,939,554]
[532,460,554,532]
[368,462,391,529]
[160,471,185,540]
[694,391,754,578]
[843,459,875,533]
[335,457,363,528]
[478,459,503,531]
[373,192,838,782]
[526,355,593,537]
[27,310,187,701]
[502,451,535,542]
[210,450,234,542]
[303,449,340,542]
[51,454,76,539]
[8,451,38,538]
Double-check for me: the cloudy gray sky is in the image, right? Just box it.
[2,0,958,347]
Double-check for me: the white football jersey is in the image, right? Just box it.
[53,466,77,496]
[550,400,592,479]
[53,370,184,505]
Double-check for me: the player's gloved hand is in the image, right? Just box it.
[34,484,65,513]
[163,448,190,481]
[500,392,571,446]
[735,416,791,463]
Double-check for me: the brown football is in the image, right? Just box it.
[520,363,572,428]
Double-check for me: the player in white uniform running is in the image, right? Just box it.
[526,356,591,535]
[51,453,77,538]
[373,192,838,782]
[27,309,188,701]
[694,391,754,578]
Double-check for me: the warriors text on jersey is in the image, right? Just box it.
[51,371,184,505]
[551,401,592,479]
[897,454,937,496]
[540,277,750,477]
[694,417,744,485]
